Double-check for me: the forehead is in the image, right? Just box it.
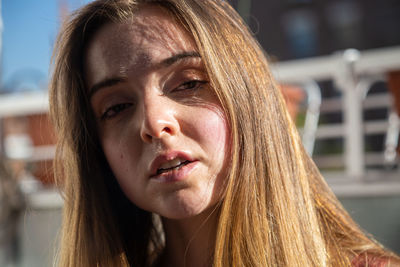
[84,5,197,81]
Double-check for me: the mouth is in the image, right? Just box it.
[156,158,192,175]
[149,151,197,180]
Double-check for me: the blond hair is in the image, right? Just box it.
[49,0,397,266]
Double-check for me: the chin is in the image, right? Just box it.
[156,197,221,221]
[157,204,209,220]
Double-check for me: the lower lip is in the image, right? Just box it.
[151,161,198,183]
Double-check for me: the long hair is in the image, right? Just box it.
[49,0,397,266]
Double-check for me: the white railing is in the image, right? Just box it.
[0,91,48,117]
[272,46,400,196]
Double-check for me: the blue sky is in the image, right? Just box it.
[1,0,92,91]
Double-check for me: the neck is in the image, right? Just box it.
[160,207,219,267]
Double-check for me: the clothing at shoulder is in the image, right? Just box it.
[352,253,400,267]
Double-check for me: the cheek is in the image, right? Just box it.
[101,137,144,204]
[102,141,128,179]
[205,115,228,148]
[101,131,142,181]
[192,106,230,161]
[195,107,231,202]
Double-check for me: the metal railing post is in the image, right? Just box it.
[335,49,365,180]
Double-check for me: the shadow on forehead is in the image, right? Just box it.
[95,5,195,71]
[127,5,196,58]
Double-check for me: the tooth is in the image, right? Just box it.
[159,158,182,170]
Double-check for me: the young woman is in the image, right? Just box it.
[49,0,399,266]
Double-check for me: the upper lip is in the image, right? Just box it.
[149,150,196,177]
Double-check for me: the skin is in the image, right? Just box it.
[85,6,229,267]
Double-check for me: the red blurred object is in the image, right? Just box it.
[387,71,400,155]
[280,84,306,120]
[28,114,57,185]
[351,253,390,267]
[388,71,400,116]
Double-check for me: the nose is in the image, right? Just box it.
[139,96,179,143]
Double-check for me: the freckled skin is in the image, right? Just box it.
[85,6,229,219]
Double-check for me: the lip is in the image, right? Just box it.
[149,150,198,182]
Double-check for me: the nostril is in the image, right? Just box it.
[163,126,172,134]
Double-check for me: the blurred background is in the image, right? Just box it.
[0,0,399,266]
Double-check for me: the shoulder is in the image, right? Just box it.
[351,253,400,267]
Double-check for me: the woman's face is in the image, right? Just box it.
[85,6,229,219]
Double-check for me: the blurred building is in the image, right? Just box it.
[231,0,400,60]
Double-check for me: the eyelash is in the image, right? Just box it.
[173,79,208,92]
[101,103,133,121]
[100,80,208,121]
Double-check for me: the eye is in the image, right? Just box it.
[101,103,133,121]
[174,80,208,92]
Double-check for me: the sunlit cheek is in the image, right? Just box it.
[197,107,229,164]
[194,107,230,206]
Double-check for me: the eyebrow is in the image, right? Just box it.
[88,77,126,98]
[160,51,201,67]
[88,51,201,98]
